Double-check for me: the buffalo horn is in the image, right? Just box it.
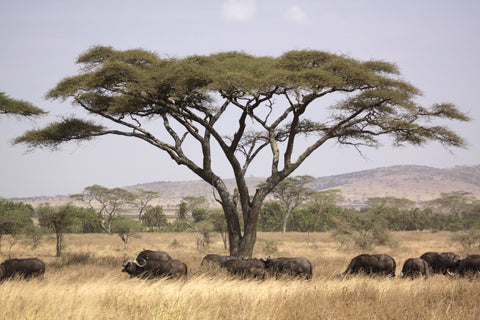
[446,269,456,277]
[134,259,146,267]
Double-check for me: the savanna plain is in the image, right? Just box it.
[0,231,478,320]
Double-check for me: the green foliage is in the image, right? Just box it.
[38,204,78,256]
[0,91,47,117]
[141,205,167,231]
[0,199,34,239]
[366,196,416,210]
[160,219,191,232]
[14,117,104,150]
[71,185,137,233]
[425,191,476,217]
[111,216,141,249]
[270,175,316,234]
[132,189,160,220]
[258,201,283,231]
[14,46,470,258]
[206,208,228,249]
[177,201,188,220]
[290,204,339,232]
[71,207,103,233]
[23,224,45,249]
[192,208,208,223]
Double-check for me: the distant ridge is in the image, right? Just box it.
[309,164,480,205]
[15,164,480,207]
[126,164,480,206]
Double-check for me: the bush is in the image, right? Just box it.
[451,229,480,250]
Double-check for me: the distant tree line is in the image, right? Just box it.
[2,180,479,256]
[258,192,480,233]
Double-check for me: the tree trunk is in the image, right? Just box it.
[210,174,271,258]
[282,209,292,235]
[220,192,264,258]
[56,232,63,257]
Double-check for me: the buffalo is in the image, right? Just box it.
[260,256,313,279]
[0,258,45,280]
[201,254,238,267]
[458,254,480,278]
[419,252,461,275]
[220,258,265,279]
[136,250,172,262]
[400,258,429,279]
[341,254,396,277]
[122,258,187,279]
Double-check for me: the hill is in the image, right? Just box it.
[118,164,480,207]
[16,164,480,208]
[310,164,480,206]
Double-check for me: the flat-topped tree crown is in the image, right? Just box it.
[14,46,469,257]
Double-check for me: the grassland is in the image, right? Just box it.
[0,231,478,320]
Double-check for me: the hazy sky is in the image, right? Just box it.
[1,0,479,198]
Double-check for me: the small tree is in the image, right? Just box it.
[310,189,344,206]
[271,175,315,235]
[132,189,160,221]
[426,191,477,217]
[111,216,140,249]
[23,224,45,249]
[71,185,136,233]
[176,201,188,220]
[192,220,214,250]
[0,199,34,251]
[208,208,229,250]
[141,205,167,231]
[38,204,77,257]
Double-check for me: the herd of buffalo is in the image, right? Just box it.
[2,250,480,281]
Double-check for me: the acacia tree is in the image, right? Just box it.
[132,189,160,221]
[14,47,469,257]
[426,191,477,217]
[271,175,315,234]
[111,216,140,249]
[38,204,77,257]
[71,185,136,233]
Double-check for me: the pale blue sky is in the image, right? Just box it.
[1,0,479,198]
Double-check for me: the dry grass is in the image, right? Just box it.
[0,231,479,319]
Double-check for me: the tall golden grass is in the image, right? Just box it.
[0,231,478,320]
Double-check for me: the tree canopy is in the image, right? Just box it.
[14,46,470,257]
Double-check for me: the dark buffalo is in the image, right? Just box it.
[341,254,396,277]
[220,258,265,279]
[0,258,45,280]
[260,256,313,279]
[136,250,172,263]
[400,258,429,279]
[122,258,187,279]
[419,252,461,275]
[458,254,480,277]
[201,254,238,267]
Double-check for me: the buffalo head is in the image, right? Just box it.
[121,259,147,277]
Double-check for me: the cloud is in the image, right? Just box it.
[222,0,256,22]
[285,6,310,25]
